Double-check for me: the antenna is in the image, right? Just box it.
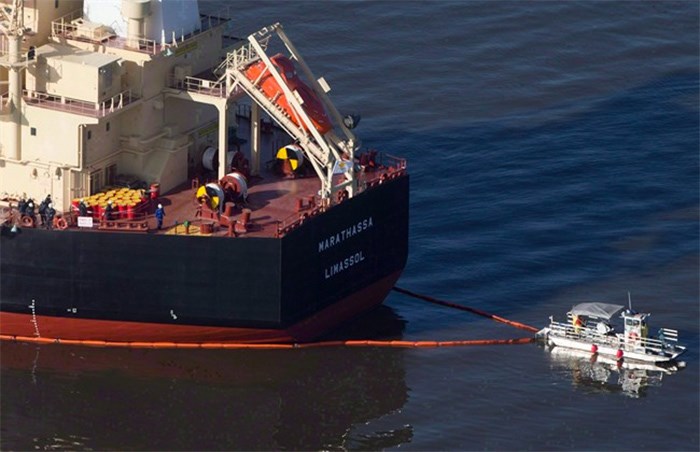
[627,291,632,311]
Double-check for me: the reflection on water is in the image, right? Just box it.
[545,346,681,399]
[0,306,411,451]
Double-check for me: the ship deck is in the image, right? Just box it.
[0,129,404,240]
[157,167,324,238]
[151,163,397,238]
[0,161,401,239]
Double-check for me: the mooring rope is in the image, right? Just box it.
[392,286,540,333]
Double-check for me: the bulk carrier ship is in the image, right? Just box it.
[0,0,409,344]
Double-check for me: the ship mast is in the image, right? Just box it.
[0,0,26,161]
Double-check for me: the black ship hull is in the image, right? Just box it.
[0,175,409,344]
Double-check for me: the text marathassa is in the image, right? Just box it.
[318,217,374,253]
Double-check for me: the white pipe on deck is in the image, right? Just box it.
[7,34,22,161]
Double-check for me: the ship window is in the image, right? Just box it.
[87,130,92,140]
[55,0,59,8]
[106,122,110,132]
[30,127,36,136]
[90,170,102,194]
[105,164,117,186]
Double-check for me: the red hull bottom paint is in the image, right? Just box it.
[0,271,402,345]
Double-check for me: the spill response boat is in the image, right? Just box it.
[0,0,409,344]
[537,302,686,365]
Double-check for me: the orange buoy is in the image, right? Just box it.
[55,217,68,230]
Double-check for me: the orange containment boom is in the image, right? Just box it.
[0,334,534,349]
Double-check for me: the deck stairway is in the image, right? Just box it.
[215,23,358,202]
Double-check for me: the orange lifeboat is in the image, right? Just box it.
[244,54,332,134]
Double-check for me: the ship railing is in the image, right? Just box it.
[224,35,272,74]
[22,89,137,118]
[549,319,680,355]
[276,202,325,237]
[549,321,622,348]
[51,9,160,55]
[50,8,83,37]
[167,74,230,98]
[213,47,238,79]
[383,153,407,170]
[50,6,232,56]
[199,4,233,33]
[167,74,244,99]
[359,152,408,190]
[66,205,153,231]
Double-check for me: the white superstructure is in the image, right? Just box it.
[0,0,356,213]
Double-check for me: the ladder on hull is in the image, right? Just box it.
[217,23,358,202]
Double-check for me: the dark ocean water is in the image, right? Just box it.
[1,1,698,450]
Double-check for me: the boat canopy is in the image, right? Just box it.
[570,302,624,320]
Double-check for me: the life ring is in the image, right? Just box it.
[627,332,639,344]
[55,217,68,230]
[20,215,34,228]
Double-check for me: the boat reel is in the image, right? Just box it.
[220,171,248,202]
[195,171,248,214]
[201,147,250,177]
[196,183,226,213]
[276,144,305,176]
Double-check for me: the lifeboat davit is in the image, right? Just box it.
[244,54,332,134]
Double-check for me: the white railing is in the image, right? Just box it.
[50,6,234,57]
[166,74,235,98]
[23,89,137,117]
[549,320,680,355]
[51,8,160,55]
[200,5,234,32]
[50,8,83,36]
[98,90,136,115]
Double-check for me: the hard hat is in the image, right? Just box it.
[48,203,53,208]
[108,200,113,204]
[158,204,163,209]
[80,198,84,202]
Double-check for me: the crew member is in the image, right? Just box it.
[25,201,36,223]
[45,203,56,229]
[155,203,165,230]
[18,198,27,216]
[39,195,51,226]
[103,200,114,221]
[572,314,583,334]
[78,199,88,217]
